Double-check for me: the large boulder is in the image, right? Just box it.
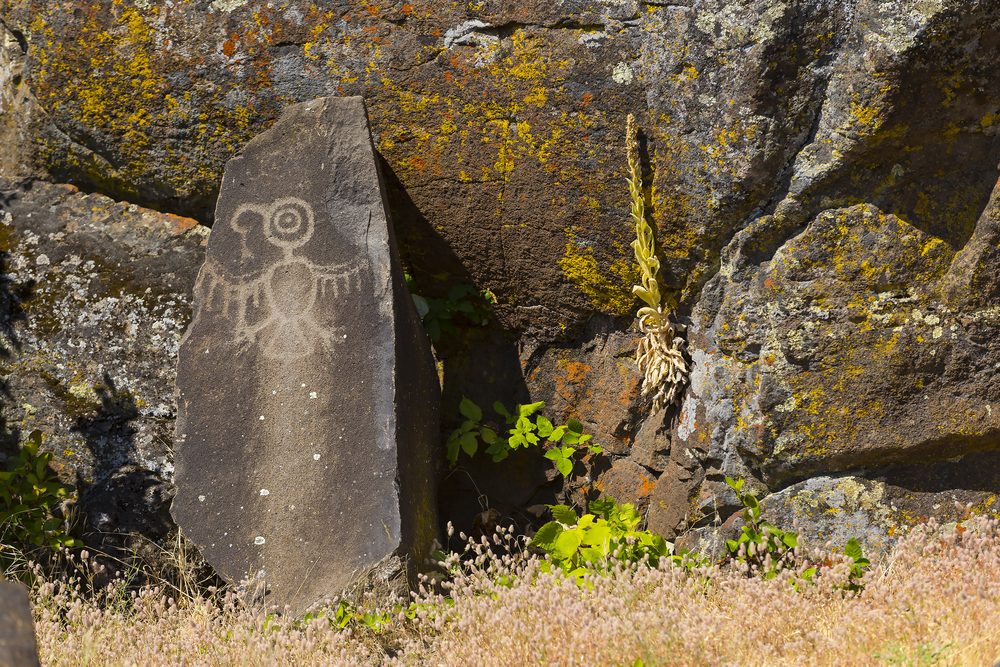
[172,97,440,613]
[0,178,207,557]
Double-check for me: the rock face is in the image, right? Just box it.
[0,0,998,553]
[0,179,206,560]
[171,96,439,613]
[0,581,41,667]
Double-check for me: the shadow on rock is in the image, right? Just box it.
[73,373,174,564]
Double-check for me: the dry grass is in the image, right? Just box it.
[26,519,1000,666]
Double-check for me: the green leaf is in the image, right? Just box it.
[531,521,562,550]
[549,505,579,526]
[567,418,583,434]
[459,397,482,422]
[556,457,573,477]
[582,524,611,550]
[459,432,478,457]
[548,426,566,442]
[480,427,497,444]
[446,436,461,465]
[781,532,798,549]
[844,537,863,561]
[411,294,430,319]
[725,476,744,493]
[588,444,603,455]
[551,528,584,561]
[535,416,554,438]
[493,402,512,420]
[518,401,545,418]
[543,448,561,461]
[589,498,615,517]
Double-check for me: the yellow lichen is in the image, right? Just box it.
[559,231,638,316]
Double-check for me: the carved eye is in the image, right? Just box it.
[265,198,314,249]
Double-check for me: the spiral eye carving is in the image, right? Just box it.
[265,198,314,249]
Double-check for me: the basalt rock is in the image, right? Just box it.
[0,178,206,560]
[0,581,40,667]
[171,96,439,613]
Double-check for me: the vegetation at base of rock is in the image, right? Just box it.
[446,397,602,476]
[405,275,496,343]
[0,429,80,572]
[723,476,870,590]
[20,516,1000,666]
[529,499,674,584]
[626,114,689,413]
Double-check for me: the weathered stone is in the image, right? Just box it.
[0,581,40,667]
[593,459,655,513]
[171,96,439,613]
[646,462,697,539]
[0,179,206,561]
[762,454,1000,555]
[0,21,36,180]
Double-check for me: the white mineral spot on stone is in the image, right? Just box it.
[198,495,206,502]
[932,326,943,339]
[210,0,250,12]
[301,383,306,387]
[259,415,265,420]
[612,62,634,84]
[259,489,270,496]
[313,453,321,460]
[444,19,491,49]
[36,254,50,266]
[254,536,266,545]
[309,391,318,399]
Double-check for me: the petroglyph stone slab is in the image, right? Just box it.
[0,581,41,667]
[171,96,439,613]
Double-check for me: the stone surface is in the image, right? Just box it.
[0,581,40,667]
[0,179,206,560]
[171,96,439,613]
[0,20,37,180]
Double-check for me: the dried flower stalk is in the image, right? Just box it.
[627,113,688,412]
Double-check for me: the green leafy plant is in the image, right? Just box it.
[724,476,807,581]
[529,498,669,584]
[446,398,602,476]
[405,276,496,343]
[843,536,871,593]
[724,476,872,590]
[0,430,80,569]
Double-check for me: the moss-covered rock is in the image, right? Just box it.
[0,179,206,557]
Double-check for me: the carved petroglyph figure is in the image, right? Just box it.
[173,96,440,615]
[194,197,363,359]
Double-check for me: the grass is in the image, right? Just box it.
[16,517,1000,666]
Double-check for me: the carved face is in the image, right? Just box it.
[230,197,316,256]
